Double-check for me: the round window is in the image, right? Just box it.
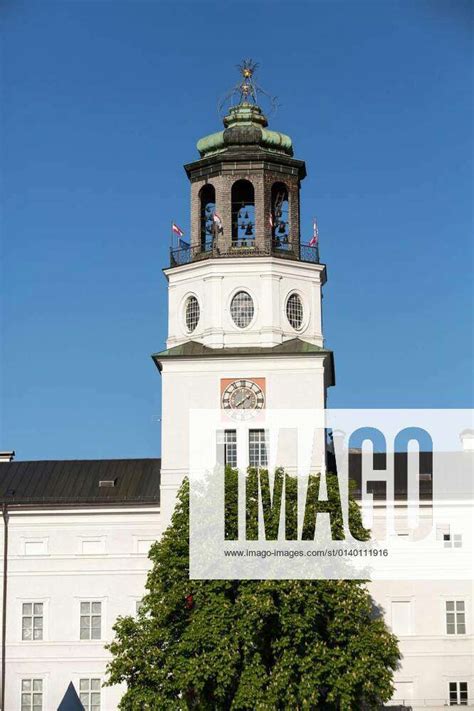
[286,293,304,330]
[185,296,200,333]
[230,291,254,329]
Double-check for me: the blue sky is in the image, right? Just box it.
[1,0,472,460]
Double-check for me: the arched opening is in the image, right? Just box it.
[271,182,290,249]
[199,184,216,252]
[231,179,255,247]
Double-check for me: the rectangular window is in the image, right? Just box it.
[21,679,43,711]
[224,430,237,467]
[22,603,43,641]
[80,601,102,640]
[249,430,268,468]
[79,678,101,711]
[217,430,237,468]
[449,681,468,705]
[446,601,466,635]
[390,600,412,635]
[444,534,463,548]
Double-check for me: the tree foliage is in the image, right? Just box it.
[107,470,400,710]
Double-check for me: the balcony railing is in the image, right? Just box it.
[169,241,320,268]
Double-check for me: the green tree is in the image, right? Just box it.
[106,471,400,710]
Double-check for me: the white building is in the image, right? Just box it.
[0,69,472,709]
[0,459,161,710]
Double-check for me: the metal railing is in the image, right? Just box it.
[170,240,320,268]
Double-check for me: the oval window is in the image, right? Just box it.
[230,291,254,329]
[185,296,200,333]
[286,293,304,330]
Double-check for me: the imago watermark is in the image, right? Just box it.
[188,409,473,580]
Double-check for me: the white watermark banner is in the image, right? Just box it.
[189,409,473,580]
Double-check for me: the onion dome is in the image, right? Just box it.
[197,103,293,158]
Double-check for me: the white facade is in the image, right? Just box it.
[165,257,326,350]
[159,352,330,524]
[370,579,473,709]
[0,504,161,710]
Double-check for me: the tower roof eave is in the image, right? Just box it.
[151,339,335,386]
[184,150,307,181]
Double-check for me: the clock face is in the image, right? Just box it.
[221,379,265,412]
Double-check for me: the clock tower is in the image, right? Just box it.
[153,63,335,523]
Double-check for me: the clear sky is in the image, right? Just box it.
[1,0,472,461]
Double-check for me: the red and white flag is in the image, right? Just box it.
[309,218,319,246]
[172,222,185,237]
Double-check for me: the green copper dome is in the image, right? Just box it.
[196,104,293,158]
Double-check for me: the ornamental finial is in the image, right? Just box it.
[237,59,259,104]
[218,60,278,118]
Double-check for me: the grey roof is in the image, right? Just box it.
[152,339,335,385]
[0,458,161,508]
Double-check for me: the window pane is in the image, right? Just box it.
[185,296,200,333]
[230,291,254,329]
[91,626,101,640]
[447,623,455,634]
[91,602,101,614]
[91,692,101,704]
[33,603,43,616]
[80,602,90,614]
[79,693,89,710]
[286,293,304,330]
[224,430,237,468]
[32,681,42,692]
[91,679,101,691]
[80,626,90,640]
[22,622,32,641]
[79,679,89,691]
[23,603,32,616]
[249,430,267,467]
[457,601,465,611]
[33,617,43,629]
[33,628,43,640]
[457,622,466,634]
[446,601,455,611]
[22,680,32,691]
